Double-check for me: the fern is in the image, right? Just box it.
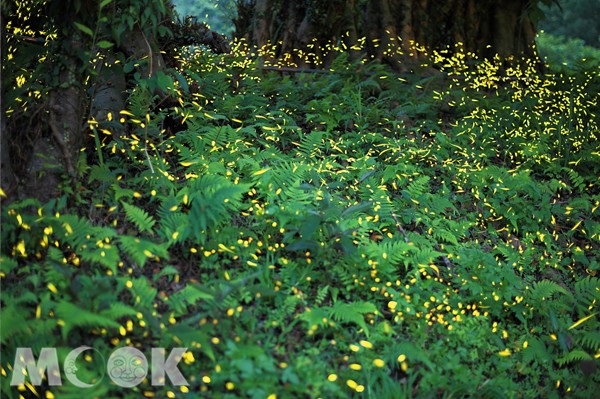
[266,162,312,201]
[88,163,118,184]
[565,168,586,192]
[125,84,152,118]
[296,131,325,160]
[335,258,364,289]
[314,285,329,306]
[158,212,191,244]
[100,302,139,320]
[556,349,593,366]
[574,276,600,309]
[127,277,158,308]
[365,239,415,267]
[0,303,31,344]
[166,320,215,360]
[281,295,303,317]
[403,175,431,201]
[167,284,216,316]
[528,279,569,301]
[53,215,120,271]
[188,175,250,243]
[388,341,432,368]
[118,235,168,267]
[121,201,156,234]
[201,75,230,101]
[55,301,122,340]
[328,301,377,334]
[111,182,137,201]
[153,265,180,280]
[432,227,459,245]
[201,125,232,149]
[579,331,600,351]
[78,244,120,272]
[300,307,330,330]
[0,256,18,275]
[53,214,110,249]
[522,337,552,365]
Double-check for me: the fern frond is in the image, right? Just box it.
[188,175,250,242]
[315,285,329,306]
[579,332,600,351]
[99,302,138,320]
[88,163,117,184]
[121,201,156,234]
[158,212,190,244]
[556,349,593,366]
[574,276,600,308]
[118,235,169,267]
[202,76,230,101]
[124,277,157,309]
[328,301,377,333]
[403,175,431,201]
[522,337,552,364]
[300,307,330,330]
[376,240,415,264]
[55,214,113,249]
[53,215,120,271]
[0,303,31,344]
[78,244,120,272]
[166,321,213,356]
[126,85,152,118]
[167,284,215,316]
[529,280,569,301]
[296,131,325,160]
[282,295,303,317]
[388,341,433,368]
[55,302,121,340]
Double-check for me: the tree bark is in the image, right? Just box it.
[21,38,85,201]
[0,101,17,199]
[235,0,540,69]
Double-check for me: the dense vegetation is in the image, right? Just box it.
[2,32,599,397]
[538,0,600,48]
[536,30,600,71]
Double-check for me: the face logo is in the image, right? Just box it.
[107,347,148,387]
[64,359,78,375]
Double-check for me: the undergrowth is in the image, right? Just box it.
[2,39,599,399]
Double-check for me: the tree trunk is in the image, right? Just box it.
[0,102,17,199]
[2,0,232,203]
[1,19,168,203]
[1,33,86,202]
[235,0,540,69]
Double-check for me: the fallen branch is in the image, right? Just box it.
[390,211,410,243]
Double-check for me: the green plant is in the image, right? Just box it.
[2,35,599,399]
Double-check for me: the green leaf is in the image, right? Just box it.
[96,40,114,49]
[74,22,94,37]
[174,72,189,93]
[99,0,112,10]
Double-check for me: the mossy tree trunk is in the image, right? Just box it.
[1,0,169,202]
